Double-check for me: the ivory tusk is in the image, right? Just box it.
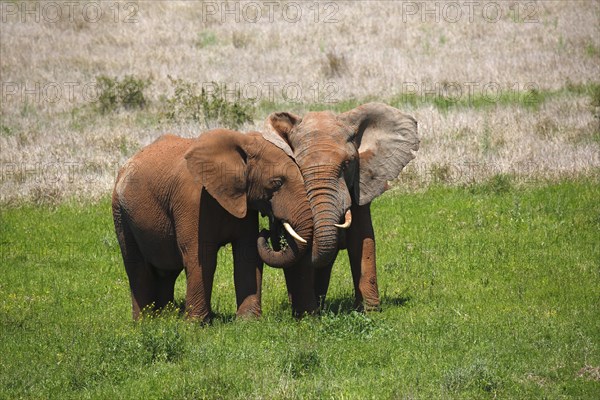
[283,222,307,244]
[334,210,352,229]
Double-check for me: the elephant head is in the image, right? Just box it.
[264,103,419,267]
[184,129,313,268]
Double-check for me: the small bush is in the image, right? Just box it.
[96,75,152,114]
[120,75,151,109]
[162,76,254,129]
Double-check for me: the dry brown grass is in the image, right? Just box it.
[1,1,599,203]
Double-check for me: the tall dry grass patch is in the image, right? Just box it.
[1,1,599,203]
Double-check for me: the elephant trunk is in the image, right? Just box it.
[257,194,313,268]
[304,178,345,268]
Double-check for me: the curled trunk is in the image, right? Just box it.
[257,196,313,268]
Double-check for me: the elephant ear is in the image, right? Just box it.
[339,102,419,206]
[262,112,302,159]
[184,129,249,218]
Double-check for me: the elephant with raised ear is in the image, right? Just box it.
[112,129,313,322]
[263,102,419,316]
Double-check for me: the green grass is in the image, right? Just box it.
[1,179,599,399]
[387,82,600,113]
[253,82,600,117]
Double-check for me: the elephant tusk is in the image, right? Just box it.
[283,222,307,244]
[334,210,352,229]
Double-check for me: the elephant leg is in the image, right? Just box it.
[347,203,380,311]
[314,260,335,311]
[284,256,318,318]
[155,268,181,310]
[184,243,217,322]
[124,259,158,319]
[114,208,157,319]
[233,239,263,319]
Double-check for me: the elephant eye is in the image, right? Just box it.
[271,178,283,190]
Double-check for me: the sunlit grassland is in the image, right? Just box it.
[1,178,598,399]
[2,1,599,397]
[1,1,599,204]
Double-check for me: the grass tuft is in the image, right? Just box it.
[318,311,379,340]
[139,312,186,364]
[283,348,322,378]
[194,31,218,48]
[443,360,501,395]
[322,50,348,78]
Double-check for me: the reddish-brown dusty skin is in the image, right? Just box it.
[112,129,313,321]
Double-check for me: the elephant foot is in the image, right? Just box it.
[356,276,380,312]
[236,295,262,319]
[185,308,213,324]
[292,308,319,319]
[354,297,381,313]
[291,297,319,319]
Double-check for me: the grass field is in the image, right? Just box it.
[1,1,599,398]
[1,178,598,399]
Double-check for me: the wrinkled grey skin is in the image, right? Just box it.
[263,103,419,316]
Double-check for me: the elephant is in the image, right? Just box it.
[262,102,419,316]
[112,129,313,321]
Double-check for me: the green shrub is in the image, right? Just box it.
[162,76,254,129]
[96,75,152,114]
